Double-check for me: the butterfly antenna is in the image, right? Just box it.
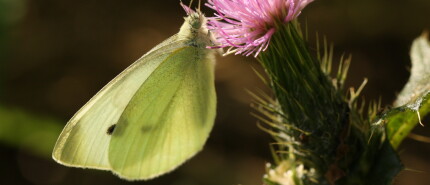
[198,0,201,11]
[189,0,201,11]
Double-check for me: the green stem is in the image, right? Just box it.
[258,21,348,183]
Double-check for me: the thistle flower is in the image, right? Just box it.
[206,0,314,57]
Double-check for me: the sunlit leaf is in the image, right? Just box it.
[384,92,430,149]
[383,33,430,149]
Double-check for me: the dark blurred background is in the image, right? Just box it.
[0,0,429,185]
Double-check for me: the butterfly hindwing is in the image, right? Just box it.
[108,45,216,180]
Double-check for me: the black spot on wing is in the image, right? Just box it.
[106,124,116,135]
[111,118,130,137]
[141,123,160,133]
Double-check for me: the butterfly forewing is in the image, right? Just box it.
[52,35,187,169]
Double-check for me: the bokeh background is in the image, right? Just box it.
[1,0,430,184]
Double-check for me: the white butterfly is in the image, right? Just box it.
[52,4,216,180]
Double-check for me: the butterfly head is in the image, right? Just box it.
[188,12,204,30]
[178,2,214,49]
[180,2,205,30]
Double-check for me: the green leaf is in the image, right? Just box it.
[0,106,63,157]
[384,33,430,149]
[385,92,430,149]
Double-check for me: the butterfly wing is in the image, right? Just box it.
[108,46,216,180]
[52,35,187,169]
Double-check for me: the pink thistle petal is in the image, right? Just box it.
[206,0,313,57]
